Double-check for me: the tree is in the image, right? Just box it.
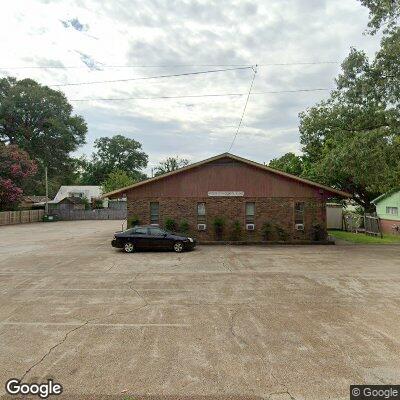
[0,77,87,191]
[299,40,400,210]
[268,153,303,176]
[359,0,400,34]
[154,156,189,176]
[0,144,37,210]
[80,135,148,184]
[102,170,136,194]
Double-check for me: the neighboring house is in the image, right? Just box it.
[103,153,350,242]
[372,189,400,234]
[20,195,49,209]
[53,186,103,203]
[49,197,86,212]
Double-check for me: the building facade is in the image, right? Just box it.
[372,189,400,234]
[105,153,350,242]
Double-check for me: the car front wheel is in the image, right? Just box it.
[124,242,135,253]
[173,241,184,253]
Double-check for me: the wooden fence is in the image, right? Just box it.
[53,208,126,221]
[0,210,44,226]
[364,214,382,237]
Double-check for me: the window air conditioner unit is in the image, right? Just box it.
[295,223,304,231]
[246,223,255,231]
[197,223,206,231]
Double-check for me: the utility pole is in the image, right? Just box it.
[45,166,49,215]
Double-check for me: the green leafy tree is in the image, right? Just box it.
[0,77,87,192]
[268,152,304,176]
[154,156,189,176]
[102,170,136,194]
[80,135,148,184]
[359,0,400,34]
[299,40,400,211]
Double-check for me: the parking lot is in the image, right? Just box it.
[1,220,400,399]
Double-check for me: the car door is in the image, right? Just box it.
[131,227,148,249]
[148,227,171,249]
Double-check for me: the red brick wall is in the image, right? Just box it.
[127,196,327,242]
[380,218,400,234]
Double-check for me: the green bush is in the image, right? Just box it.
[312,223,326,241]
[165,218,177,231]
[230,220,242,241]
[127,215,140,228]
[91,198,104,209]
[261,222,273,241]
[179,220,189,234]
[213,217,225,240]
[274,224,289,241]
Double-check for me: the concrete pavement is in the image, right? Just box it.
[1,220,400,399]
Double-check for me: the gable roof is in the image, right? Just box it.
[102,153,351,199]
[371,188,400,205]
[53,185,102,202]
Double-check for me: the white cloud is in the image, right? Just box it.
[0,0,381,173]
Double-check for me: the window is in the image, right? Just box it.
[294,202,305,224]
[150,202,159,225]
[386,206,398,215]
[197,202,206,222]
[149,227,165,236]
[245,202,255,223]
[133,227,147,235]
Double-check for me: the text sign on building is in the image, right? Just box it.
[207,191,244,197]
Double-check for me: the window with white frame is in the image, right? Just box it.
[245,202,255,224]
[197,202,206,222]
[150,202,159,224]
[294,202,305,224]
[386,206,398,215]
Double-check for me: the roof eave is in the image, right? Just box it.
[101,152,352,199]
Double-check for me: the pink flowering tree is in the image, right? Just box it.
[0,145,37,210]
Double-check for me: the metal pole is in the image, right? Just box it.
[45,167,49,215]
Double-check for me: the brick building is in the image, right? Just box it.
[104,153,350,242]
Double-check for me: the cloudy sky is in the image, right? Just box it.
[0,0,380,173]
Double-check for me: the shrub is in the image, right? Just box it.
[165,218,177,232]
[312,223,326,241]
[274,224,289,241]
[261,222,273,241]
[127,215,140,228]
[91,198,104,209]
[230,220,242,241]
[179,220,189,234]
[213,217,225,240]
[81,196,90,210]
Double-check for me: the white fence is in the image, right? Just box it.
[0,210,44,226]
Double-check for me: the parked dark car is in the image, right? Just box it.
[111,225,196,253]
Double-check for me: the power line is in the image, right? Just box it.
[69,88,331,102]
[0,61,339,70]
[48,66,252,87]
[228,65,258,152]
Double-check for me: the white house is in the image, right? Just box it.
[52,186,103,203]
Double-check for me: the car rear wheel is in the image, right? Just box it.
[173,241,184,253]
[124,242,135,253]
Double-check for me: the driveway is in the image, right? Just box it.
[1,221,400,400]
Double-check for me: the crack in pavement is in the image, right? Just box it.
[19,273,149,382]
[228,305,296,399]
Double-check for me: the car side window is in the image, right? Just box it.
[149,227,164,236]
[133,227,147,235]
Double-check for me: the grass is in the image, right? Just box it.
[329,230,400,244]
